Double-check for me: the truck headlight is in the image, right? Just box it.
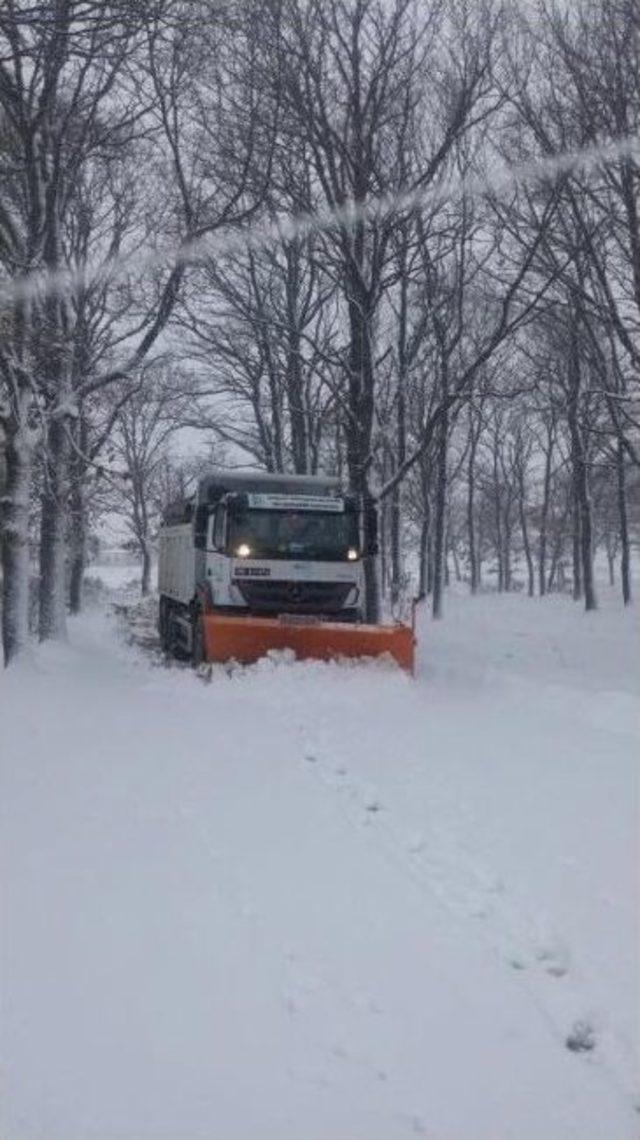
[236,543,251,558]
[347,548,359,561]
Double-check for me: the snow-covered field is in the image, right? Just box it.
[1,583,638,1139]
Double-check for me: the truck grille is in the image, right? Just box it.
[236,578,352,614]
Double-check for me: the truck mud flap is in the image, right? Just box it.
[201,613,415,672]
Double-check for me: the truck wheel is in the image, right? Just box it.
[159,598,170,652]
[192,612,206,667]
[164,604,188,661]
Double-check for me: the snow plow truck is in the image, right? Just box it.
[157,470,415,671]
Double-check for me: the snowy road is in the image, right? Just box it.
[2,591,638,1139]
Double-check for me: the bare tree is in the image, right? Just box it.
[111,365,191,594]
[259,0,506,619]
[0,0,278,664]
[0,1,154,660]
[178,238,340,474]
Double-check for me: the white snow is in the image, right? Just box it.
[84,560,142,591]
[1,587,638,1139]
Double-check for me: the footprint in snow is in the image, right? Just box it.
[508,956,528,971]
[535,943,570,978]
[565,1019,596,1053]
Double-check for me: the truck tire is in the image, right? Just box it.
[192,611,206,667]
[161,599,189,661]
[158,597,170,652]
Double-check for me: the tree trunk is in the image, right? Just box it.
[432,413,448,620]
[467,423,480,594]
[451,539,462,583]
[68,420,88,615]
[361,493,379,623]
[284,243,308,474]
[503,506,513,593]
[495,515,504,591]
[390,261,408,607]
[141,541,152,597]
[579,480,597,611]
[538,422,554,596]
[417,503,430,600]
[426,531,434,595]
[68,476,85,615]
[617,438,632,605]
[39,416,70,642]
[389,486,401,604]
[567,314,596,611]
[518,468,535,597]
[344,245,378,623]
[68,548,84,615]
[571,491,583,600]
[1,423,33,665]
[492,444,504,592]
[379,471,389,595]
[389,487,400,604]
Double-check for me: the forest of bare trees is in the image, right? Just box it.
[1,0,638,663]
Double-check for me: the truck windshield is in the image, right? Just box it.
[228,509,358,562]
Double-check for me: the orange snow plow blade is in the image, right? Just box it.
[201,612,415,672]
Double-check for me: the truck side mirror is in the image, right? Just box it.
[213,506,226,550]
[227,492,248,518]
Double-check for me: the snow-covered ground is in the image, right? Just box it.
[1,584,638,1139]
[84,559,143,593]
